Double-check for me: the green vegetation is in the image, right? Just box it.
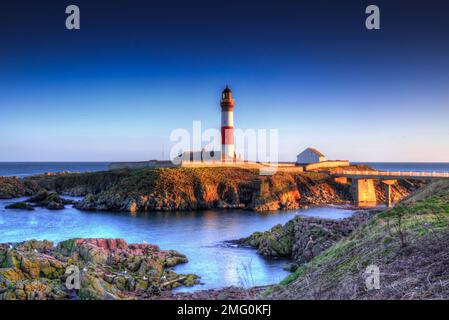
[266,179,449,299]
[0,238,197,300]
[5,202,34,210]
[3,166,422,213]
[0,176,39,199]
[70,166,362,212]
[242,222,295,257]
[108,168,161,195]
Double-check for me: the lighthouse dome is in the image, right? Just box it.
[221,85,233,101]
[222,85,232,93]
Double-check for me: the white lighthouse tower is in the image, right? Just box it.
[220,85,235,162]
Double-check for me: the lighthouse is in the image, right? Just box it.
[220,85,235,161]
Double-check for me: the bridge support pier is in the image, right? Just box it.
[382,180,397,208]
[350,178,376,208]
[334,169,449,207]
[334,177,348,184]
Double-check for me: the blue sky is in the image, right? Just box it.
[1,0,448,162]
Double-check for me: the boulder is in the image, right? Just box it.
[47,201,65,210]
[5,202,34,211]
[27,191,71,210]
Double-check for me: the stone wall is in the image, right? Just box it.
[108,160,304,173]
[304,160,350,171]
[108,160,179,171]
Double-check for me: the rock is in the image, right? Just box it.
[27,191,50,203]
[78,243,108,265]
[0,238,198,300]
[47,201,65,210]
[283,263,299,272]
[26,191,71,210]
[183,274,200,287]
[164,251,188,267]
[237,211,376,264]
[0,177,40,199]
[9,167,424,213]
[237,223,295,258]
[5,202,35,211]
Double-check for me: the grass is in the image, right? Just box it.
[71,166,343,211]
[263,180,449,299]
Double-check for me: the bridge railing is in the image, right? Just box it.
[330,169,449,178]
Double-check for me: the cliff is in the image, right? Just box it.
[0,176,40,199]
[1,166,424,213]
[262,179,449,299]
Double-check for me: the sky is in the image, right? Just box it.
[0,0,448,162]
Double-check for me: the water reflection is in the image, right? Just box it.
[0,199,354,291]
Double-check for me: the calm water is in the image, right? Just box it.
[0,162,110,177]
[354,162,449,173]
[0,197,353,291]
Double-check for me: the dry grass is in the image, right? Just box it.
[266,180,449,300]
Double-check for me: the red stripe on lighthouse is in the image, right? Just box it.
[221,126,234,145]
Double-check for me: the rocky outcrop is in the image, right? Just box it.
[234,211,376,266]
[24,171,131,197]
[4,191,74,211]
[2,167,425,213]
[155,286,266,300]
[26,190,73,210]
[5,202,35,211]
[0,238,198,300]
[72,168,423,213]
[0,177,39,199]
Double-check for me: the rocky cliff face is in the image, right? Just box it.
[0,177,39,199]
[0,238,198,300]
[71,169,350,212]
[72,169,423,212]
[25,171,129,196]
[1,167,424,213]
[234,211,376,266]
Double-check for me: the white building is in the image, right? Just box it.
[296,148,326,165]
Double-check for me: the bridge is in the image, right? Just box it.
[329,169,449,208]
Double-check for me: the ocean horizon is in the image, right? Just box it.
[0,161,448,177]
[0,162,110,177]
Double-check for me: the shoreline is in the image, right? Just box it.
[0,166,425,213]
[0,202,372,299]
[2,177,445,300]
[0,167,432,300]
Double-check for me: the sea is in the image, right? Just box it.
[0,162,110,177]
[0,161,447,291]
[0,162,448,177]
